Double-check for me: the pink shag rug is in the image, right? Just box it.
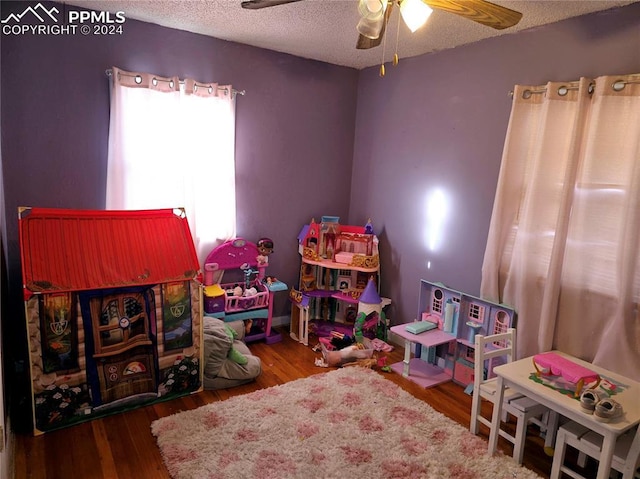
[151,367,542,479]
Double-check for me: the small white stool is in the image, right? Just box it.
[550,420,640,479]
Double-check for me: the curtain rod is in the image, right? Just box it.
[105,69,246,98]
[508,77,640,99]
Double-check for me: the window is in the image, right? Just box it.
[468,303,485,323]
[107,67,237,265]
[481,75,640,378]
[432,288,443,314]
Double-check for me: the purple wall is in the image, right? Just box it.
[1,1,639,413]
[1,1,357,426]
[351,3,640,324]
[0,1,358,320]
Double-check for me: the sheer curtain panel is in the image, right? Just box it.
[106,66,237,265]
[481,74,640,381]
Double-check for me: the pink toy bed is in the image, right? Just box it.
[533,352,601,397]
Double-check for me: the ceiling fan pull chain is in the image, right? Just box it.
[393,0,401,67]
[379,20,387,77]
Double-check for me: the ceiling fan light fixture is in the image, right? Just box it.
[358,0,388,19]
[399,0,432,33]
[357,14,385,39]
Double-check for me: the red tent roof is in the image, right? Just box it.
[19,207,200,295]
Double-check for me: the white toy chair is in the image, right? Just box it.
[550,421,640,479]
[470,328,556,464]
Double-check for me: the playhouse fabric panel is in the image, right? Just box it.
[19,207,203,434]
[26,282,202,434]
[19,207,200,293]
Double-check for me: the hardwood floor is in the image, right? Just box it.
[13,328,595,478]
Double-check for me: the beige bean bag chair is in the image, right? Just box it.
[202,317,262,390]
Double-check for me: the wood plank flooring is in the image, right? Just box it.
[13,328,598,478]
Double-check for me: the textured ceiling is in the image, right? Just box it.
[59,0,638,69]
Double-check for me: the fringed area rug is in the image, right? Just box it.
[151,367,542,479]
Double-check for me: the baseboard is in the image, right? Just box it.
[272,315,405,350]
[272,315,289,328]
[2,414,14,479]
[386,329,404,348]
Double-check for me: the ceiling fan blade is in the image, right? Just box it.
[356,0,395,50]
[423,0,522,30]
[241,0,304,9]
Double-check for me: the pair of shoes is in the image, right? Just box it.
[594,399,623,423]
[580,389,623,422]
[579,389,607,414]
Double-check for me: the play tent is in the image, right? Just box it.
[18,207,203,434]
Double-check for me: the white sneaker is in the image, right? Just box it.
[594,399,623,423]
[579,389,606,414]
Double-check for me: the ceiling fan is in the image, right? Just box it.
[240,0,523,51]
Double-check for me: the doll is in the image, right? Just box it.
[256,237,274,266]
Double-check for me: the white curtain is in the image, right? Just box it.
[106,66,236,265]
[481,73,640,381]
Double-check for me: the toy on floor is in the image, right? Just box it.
[369,337,394,352]
[343,357,378,369]
[343,355,390,371]
[325,343,372,367]
[315,340,374,368]
[224,324,248,365]
[329,331,355,350]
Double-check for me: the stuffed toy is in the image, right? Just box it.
[224,324,248,365]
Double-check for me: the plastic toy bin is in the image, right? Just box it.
[204,284,226,314]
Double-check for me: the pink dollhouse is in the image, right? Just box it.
[290,217,384,344]
[390,280,516,389]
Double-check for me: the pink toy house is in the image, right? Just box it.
[19,207,203,435]
[290,217,384,343]
[390,280,515,389]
